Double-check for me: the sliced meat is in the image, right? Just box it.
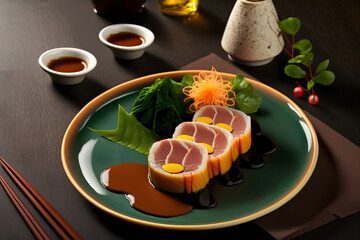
[173,122,235,176]
[213,132,228,150]
[148,138,210,194]
[166,140,188,165]
[197,105,216,119]
[153,139,171,166]
[193,105,252,154]
[176,121,196,136]
[231,115,247,137]
[183,145,203,171]
[173,122,232,158]
[192,122,216,146]
[213,106,233,126]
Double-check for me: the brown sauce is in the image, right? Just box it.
[106,32,145,47]
[47,56,87,73]
[100,163,193,217]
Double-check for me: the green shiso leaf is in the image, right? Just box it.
[131,76,192,138]
[89,104,160,155]
[181,74,194,87]
[231,74,262,114]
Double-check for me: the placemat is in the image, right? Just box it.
[181,53,360,240]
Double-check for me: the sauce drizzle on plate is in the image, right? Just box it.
[100,163,193,217]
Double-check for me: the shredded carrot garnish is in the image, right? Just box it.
[182,67,235,112]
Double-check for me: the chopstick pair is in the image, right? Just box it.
[0,176,50,240]
[0,157,82,240]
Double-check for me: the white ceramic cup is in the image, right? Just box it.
[38,47,97,85]
[99,24,155,60]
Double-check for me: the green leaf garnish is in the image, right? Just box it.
[234,91,262,115]
[131,76,192,138]
[89,105,160,155]
[231,74,250,92]
[181,74,194,87]
[231,74,262,114]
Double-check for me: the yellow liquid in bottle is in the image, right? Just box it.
[158,0,199,16]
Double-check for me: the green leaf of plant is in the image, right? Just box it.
[288,53,313,66]
[315,59,329,75]
[313,70,335,85]
[307,80,315,91]
[294,39,312,54]
[231,74,261,114]
[279,17,301,35]
[288,55,305,64]
[284,64,306,79]
[288,55,304,63]
[300,52,314,66]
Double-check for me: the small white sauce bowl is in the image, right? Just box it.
[38,47,97,85]
[99,24,155,60]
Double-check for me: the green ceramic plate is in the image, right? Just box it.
[62,70,318,230]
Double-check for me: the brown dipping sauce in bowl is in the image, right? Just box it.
[47,56,87,73]
[106,32,146,47]
[99,24,154,60]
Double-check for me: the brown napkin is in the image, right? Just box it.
[181,53,360,240]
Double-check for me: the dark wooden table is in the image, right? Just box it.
[0,0,359,239]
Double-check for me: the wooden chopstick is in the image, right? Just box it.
[0,176,50,240]
[0,157,82,240]
[0,176,49,240]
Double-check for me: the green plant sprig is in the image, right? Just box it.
[279,17,335,105]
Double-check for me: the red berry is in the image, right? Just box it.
[308,94,319,105]
[293,86,304,98]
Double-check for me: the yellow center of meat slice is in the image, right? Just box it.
[176,135,194,141]
[214,123,233,132]
[195,116,213,124]
[199,142,214,154]
[162,163,185,174]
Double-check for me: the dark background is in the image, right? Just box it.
[0,0,359,239]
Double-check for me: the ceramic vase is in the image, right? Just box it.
[221,0,284,66]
